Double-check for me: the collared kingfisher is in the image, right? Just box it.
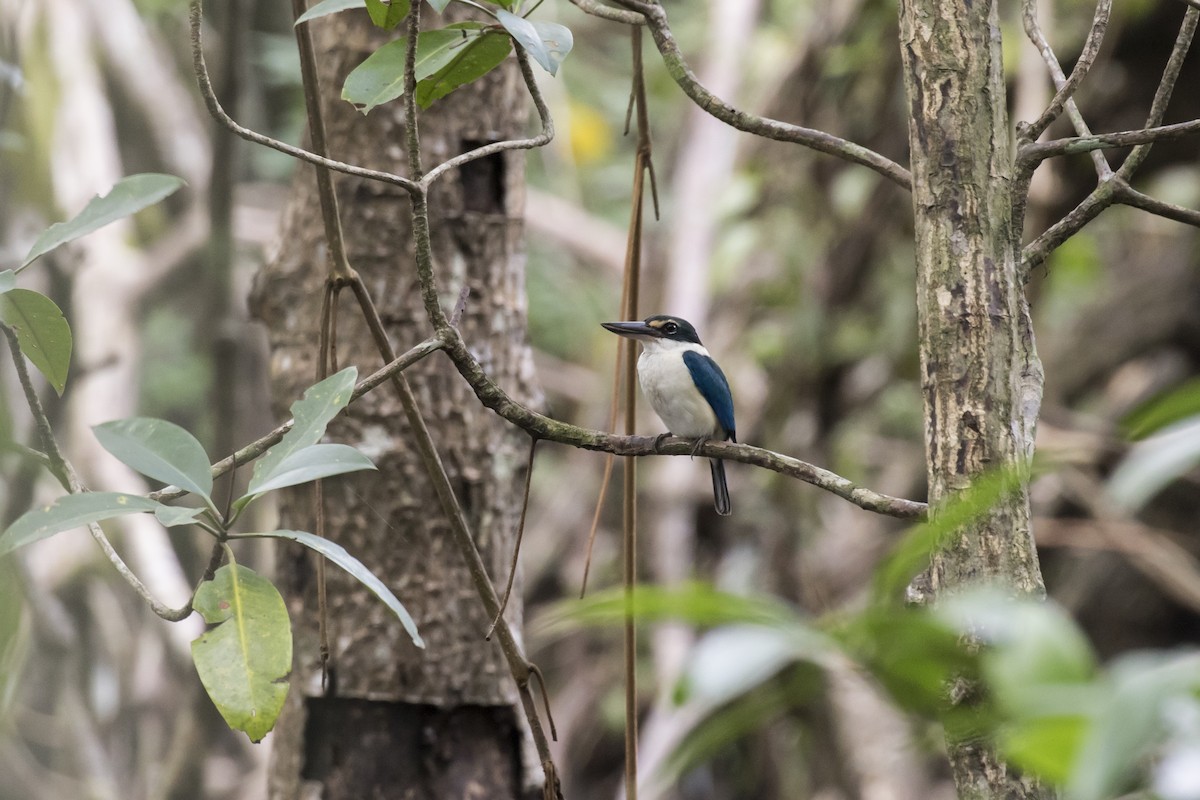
[601,315,736,516]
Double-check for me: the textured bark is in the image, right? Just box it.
[897,1,1051,798]
[252,11,538,799]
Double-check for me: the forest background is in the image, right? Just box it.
[1,0,1199,798]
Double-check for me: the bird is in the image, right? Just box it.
[601,314,736,516]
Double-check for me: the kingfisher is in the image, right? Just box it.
[601,315,736,516]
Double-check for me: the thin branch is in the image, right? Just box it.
[188,0,420,197]
[151,336,445,502]
[434,329,927,519]
[569,0,645,26]
[420,48,554,188]
[606,0,912,190]
[1112,5,1198,179]
[1020,7,1199,168]
[1114,180,1200,227]
[1019,0,1112,144]
[1021,179,1116,274]
[1021,116,1200,164]
[1020,6,1199,272]
[398,7,561,793]
[3,324,194,622]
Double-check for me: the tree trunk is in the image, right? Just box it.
[252,11,538,799]
[896,1,1051,798]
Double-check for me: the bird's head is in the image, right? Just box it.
[601,315,703,349]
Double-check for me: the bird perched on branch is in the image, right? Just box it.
[601,315,736,516]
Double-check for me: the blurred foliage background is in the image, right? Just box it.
[1,0,1198,798]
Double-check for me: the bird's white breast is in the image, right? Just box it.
[637,342,720,439]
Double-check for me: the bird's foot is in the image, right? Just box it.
[689,436,709,459]
[653,432,672,453]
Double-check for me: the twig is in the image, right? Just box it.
[1020,6,1199,272]
[396,6,562,791]
[188,0,420,197]
[1021,116,1200,164]
[1019,0,1112,144]
[488,436,538,638]
[1020,6,1199,168]
[150,336,445,502]
[420,48,554,189]
[607,0,911,189]
[2,324,195,621]
[1114,180,1200,227]
[433,329,928,519]
[569,0,645,26]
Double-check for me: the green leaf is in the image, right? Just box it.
[0,492,162,556]
[0,271,14,294]
[245,367,357,497]
[1067,653,1200,800]
[415,31,512,108]
[494,10,553,73]
[240,530,423,648]
[838,608,986,734]
[939,590,1096,716]
[527,20,573,75]
[154,505,208,528]
[1121,379,1200,440]
[246,443,375,495]
[93,417,213,501]
[425,0,451,12]
[0,289,72,395]
[535,581,798,639]
[0,561,28,721]
[342,26,485,115]
[1001,715,1091,785]
[1107,417,1200,512]
[872,466,1026,605]
[22,174,185,268]
[364,0,408,29]
[294,0,366,25]
[191,564,291,743]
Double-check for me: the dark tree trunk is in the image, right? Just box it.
[252,10,538,799]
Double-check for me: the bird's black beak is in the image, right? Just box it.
[601,321,660,340]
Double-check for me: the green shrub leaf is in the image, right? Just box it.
[154,505,208,528]
[93,417,213,501]
[246,443,375,495]
[527,20,573,75]
[343,25,488,114]
[495,10,556,74]
[239,530,423,648]
[244,367,357,500]
[364,0,408,29]
[22,174,185,268]
[0,492,162,556]
[0,289,72,395]
[191,563,292,743]
[295,0,366,25]
[415,31,512,108]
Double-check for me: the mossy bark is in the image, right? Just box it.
[897,0,1052,798]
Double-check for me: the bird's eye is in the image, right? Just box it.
[664,321,678,334]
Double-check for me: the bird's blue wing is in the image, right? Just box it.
[682,350,736,441]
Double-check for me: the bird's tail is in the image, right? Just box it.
[710,459,731,516]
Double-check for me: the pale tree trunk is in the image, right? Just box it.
[253,12,538,799]
[897,1,1050,799]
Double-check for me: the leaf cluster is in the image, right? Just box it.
[2,176,425,739]
[538,482,1200,800]
[297,0,573,114]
